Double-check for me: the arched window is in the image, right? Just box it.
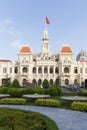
[55,67,59,73]
[22,78,27,86]
[14,67,18,73]
[50,67,53,73]
[44,67,48,73]
[32,79,36,84]
[38,67,42,73]
[64,67,69,73]
[74,79,77,84]
[50,79,53,85]
[55,59,58,62]
[32,67,36,73]
[38,79,42,86]
[74,67,78,73]
[85,79,87,87]
[22,67,28,73]
[65,79,69,85]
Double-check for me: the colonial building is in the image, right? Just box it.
[0,29,87,87]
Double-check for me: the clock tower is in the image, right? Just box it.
[42,28,50,53]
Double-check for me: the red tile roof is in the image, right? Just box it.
[60,46,72,53]
[20,46,31,53]
[80,60,87,62]
[0,60,11,62]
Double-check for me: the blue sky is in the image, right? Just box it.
[0,0,87,60]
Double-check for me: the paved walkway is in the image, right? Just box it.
[0,105,87,130]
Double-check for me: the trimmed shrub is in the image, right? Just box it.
[71,101,87,112]
[35,87,44,94]
[55,76,61,86]
[0,98,26,105]
[8,88,23,97]
[52,84,62,95]
[82,90,87,96]
[12,79,19,88]
[0,87,9,94]
[42,79,50,89]
[45,87,58,96]
[35,99,60,107]
[0,108,58,130]
[77,90,87,96]
[0,108,46,130]
[22,88,35,94]
[22,87,44,95]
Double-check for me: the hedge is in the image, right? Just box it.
[44,87,58,96]
[0,108,58,130]
[0,87,9,94]
[35,99,60,107]
[0,98,26,105]
[8,88,23,97]
[71,101,87,112]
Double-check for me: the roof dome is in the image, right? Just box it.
[60,45,72,53]
[19,46,31,53]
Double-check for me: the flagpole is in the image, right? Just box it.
[45,17,47,31]
[45,17,48,31]
[45,17,50,31]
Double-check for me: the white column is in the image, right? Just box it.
[36,66,38,75]
[53,67,55,74]
[48,66,50,74]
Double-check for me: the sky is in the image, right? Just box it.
[0,0,87,61]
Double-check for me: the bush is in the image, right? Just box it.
[8,88,23,97]
[0,87,9,94]
[71,101,87,112]
[42,79,50,89]
[22,87,44,95]
[12,79,19,88]
[35,87,44,94]
[22,88,35,94]
[0,108,58,130]
[45,87,58,96]
[0,98,26,105]
[55,76,61,86]
[82,90,87,96]
[52,84,62,95]
[35,99,60,107]
[77,90,87,96]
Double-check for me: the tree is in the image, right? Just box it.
[12,79,20,88]
[55,76,61,86]
[42,79,49,89]
[54,76,61,94]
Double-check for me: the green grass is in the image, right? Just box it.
[50,96,72,109]
[61,92,77,96]
[0,108,58,130]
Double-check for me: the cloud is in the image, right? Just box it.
[3,19,12,25]
[0,19,12,26]
[0,19,23,36]
[11,40,23,48]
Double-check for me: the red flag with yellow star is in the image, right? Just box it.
[46,17,50,24]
